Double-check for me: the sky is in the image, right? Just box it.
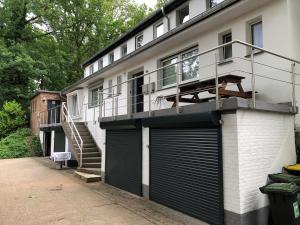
[134,0,158,8]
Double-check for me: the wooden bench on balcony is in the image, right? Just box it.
[165,74,253,107]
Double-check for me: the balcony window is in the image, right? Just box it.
[109,52,114,64]
[117,75,122,95]
[220,32,232,60]
[251,21,263,48]
[89,86,103,108]
[121,44,127,57]
[161,57,178,86]
[98,58,103,70]
[154,22,164,38]
[160,47,199,88]
[136,33,143,49]
[208,0,225,8]
[176,5,189,25]
[71,95,79,117]
[89,64,94,75]
[108,79,113,98]
[182,48,199,81]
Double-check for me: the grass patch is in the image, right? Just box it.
[0,128,42,159]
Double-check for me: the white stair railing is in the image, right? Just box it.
[61,102,83,168]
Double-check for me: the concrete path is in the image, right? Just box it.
[0,158,207,225]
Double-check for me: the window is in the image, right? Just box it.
[89,64,94,75]
[98,58,103,70]
[71,95,79,117]
[181,48,199,81]
[108,79,113,98]
[208,0,225,8]
[89,86,103,107]
[176,5,189,25]
[109,52,114,64]
[154,22,164,38]
[160,47,199,87]
[161,57,178,86]
[220,32,232,60]
[121,44,127,57]
[117,75,122,95]
[251,21,263,48]
[136,33,143,49]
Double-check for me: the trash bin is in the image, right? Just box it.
[284,165,300,176]
[260,183,300,225]
[269,173,300,185]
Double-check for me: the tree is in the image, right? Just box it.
[0,100,26,139]
[0,0,152,109]
[155,0,170,8]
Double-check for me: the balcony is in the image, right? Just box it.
[76,40,299,124]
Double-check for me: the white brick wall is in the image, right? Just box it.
[222,110,296,215]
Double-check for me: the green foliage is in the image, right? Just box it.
[0,128,42,159]
[155,0,170,8]
[0,0,153,108]
[0,100,26,139]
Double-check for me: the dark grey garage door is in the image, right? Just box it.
[105,129,142,196]
[150,128,223,225]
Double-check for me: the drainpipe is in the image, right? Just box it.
[161,7,170,31]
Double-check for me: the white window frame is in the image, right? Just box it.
[246,17,263,54]
[207,0,225,8]
[68,93,80,118]
[121,44,127,57]
[98,58,103,70]
[89,64,94,75]
[159,46,199,89]
[109,52,114,64]
[176,3,189,26]
[153,21,164,39]
[108,79,113,98]
[88,85,103,108]
[219,30,232,61]
[135,33,143,49]
[117,75,122,95]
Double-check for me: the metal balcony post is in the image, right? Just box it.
[112,89,115,119]
[215,52,219,110]
[251,48,256,108]
[50,108,52,125]
[291,62,296,111]
[176,63,180,113]
[99,93,102,122]
[148,74,151,116]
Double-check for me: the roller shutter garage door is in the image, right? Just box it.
[105,129,142,196]
[150,128,223,225]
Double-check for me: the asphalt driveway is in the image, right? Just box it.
[0,158,207,225]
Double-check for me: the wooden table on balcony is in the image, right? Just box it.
[165,74,253,107]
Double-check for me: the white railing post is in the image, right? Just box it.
[176,63,180,113]
[251,48,256,108]
[99,92,102,122]
[116,96,118,117]
[291,62,296,111]
[148,74,151,116]
[112,89,115,119]
[215,52,219,110]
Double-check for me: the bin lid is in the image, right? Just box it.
[285,165,300,171]
[269,173,300,185]
[260,183,300,195]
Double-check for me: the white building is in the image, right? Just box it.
[58,0,300,224]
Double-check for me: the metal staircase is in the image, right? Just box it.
[61,103,101,182]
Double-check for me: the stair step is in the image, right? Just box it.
[76,148,99,153]
[74,171,101,183]
[82,157,101,163]
[82,162,101,168]
[72,138,94,144]
[77,167,101,175]
[80,152,101,157]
